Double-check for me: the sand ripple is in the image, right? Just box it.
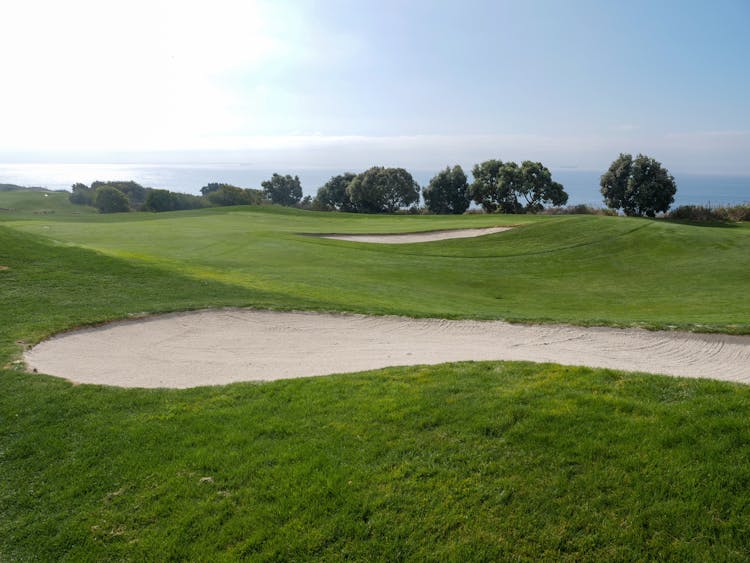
[24,310,750,388]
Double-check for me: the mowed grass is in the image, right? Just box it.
[4,363,750,561]
[0,187,96,215]
[4,204,749,332]
[2,204,750,560]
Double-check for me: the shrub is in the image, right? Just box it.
[144,190,207,212]
[69,183,95,206]
[667,204,750,223]
[94,186,130,213]
[207,185,263,207]
[541,204,617,216]
[92,181,148,210]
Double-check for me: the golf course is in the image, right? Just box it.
[2,188,750,560]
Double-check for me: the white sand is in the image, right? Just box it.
[317,226,513,244]
[24,309,750,388]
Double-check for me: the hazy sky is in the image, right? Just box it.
[2,0,749,173]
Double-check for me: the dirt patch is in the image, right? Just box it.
[24,309,750,389]
[314,226,513,244]
[0,266,9,271]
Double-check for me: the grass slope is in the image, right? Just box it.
[0,186,95,215]
[3,362,750,560]
[2,208,750,559]
[4,205,749,332]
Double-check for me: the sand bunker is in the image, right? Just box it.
[24,309,750,388]
[317,226,513,244]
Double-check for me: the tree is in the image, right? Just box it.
[94,186,130,213]
[145,189,207,212]
[601,153,676,217]
[261,173,303,206]
[346,167,420,213]
[468,159,510,213]
[469,160,568,213]
[92,181,148,210]
[313,173,357,211]
[200,182,232,197]
[423,165,470,214]
[144,189,178,212]
[69,183,94,206]
[206,185,260,206]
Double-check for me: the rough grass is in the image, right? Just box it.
[3,363,750,561]
[2,207,750,560]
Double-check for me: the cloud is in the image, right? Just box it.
[0,0,293,148]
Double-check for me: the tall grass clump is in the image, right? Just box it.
[668,204,750,223]
[540,204,617,216]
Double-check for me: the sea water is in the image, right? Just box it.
[1,163,748,207]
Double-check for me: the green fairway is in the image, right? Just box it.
[3,205,749,333]
[0,186,96,215]
[2,202,750,560]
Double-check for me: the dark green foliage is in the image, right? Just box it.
[93,186,130,213]
[69,183,95,206]
[541,204,617,216]
[296,195,313,210]
[313,172,358,211]
[144,189,206,212]
[601,153,677,217]
[346,166,420,213]
[206,185,263,207]
[668,204,750,223]
[423,165,470,214]
[200,182,227,196]
[92,181,148,210]
[468,159,509,212]
[261,173,303,206]
[470,160,568,213]
[144,188,177,212]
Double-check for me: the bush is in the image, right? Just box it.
[541,205,617,216]
[69,183,95,206]
[94,186,130,213]
[144,190,208,212]
[92,181,148,210]
[207,185,263,207]
[667,204,750,223]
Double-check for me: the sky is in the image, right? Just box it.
[1,0,749,173]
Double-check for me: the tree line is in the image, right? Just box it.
[314,160,569,214]
[70,154,677,217]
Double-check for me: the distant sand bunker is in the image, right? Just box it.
[317,226,513,244]
[24,310,750,388]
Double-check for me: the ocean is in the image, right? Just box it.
[1,162,748,208]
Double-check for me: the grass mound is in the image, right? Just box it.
[4,206,749,332]
[2,207,750,559]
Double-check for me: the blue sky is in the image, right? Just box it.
[1,0,748,173]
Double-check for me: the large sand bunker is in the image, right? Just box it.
[317,226,513,244]
[24,310,750,388]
